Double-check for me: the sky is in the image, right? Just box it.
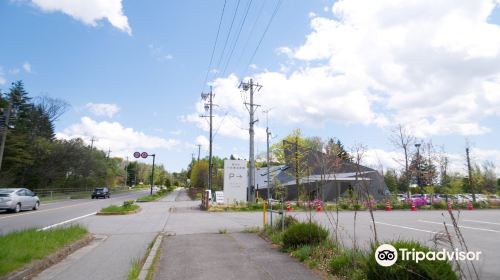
[1,0,500,175]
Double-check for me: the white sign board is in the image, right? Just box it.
[223,160,247,204]
[215,191,224,204]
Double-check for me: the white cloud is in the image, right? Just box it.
[22,62,31,73]
[85,103,120,118]
[56,117,179,157]
[31,0,131,35]
[148,44,173,62]
[0,68,6,85]
[206,0,500,137]
[195,135,209,151]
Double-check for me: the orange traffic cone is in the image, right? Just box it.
[286,202,291,212]
[447,200,452,211]
[411,201,416,211]
[385,201,391,211]
[468,201,473,210]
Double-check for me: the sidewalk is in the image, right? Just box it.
[34,190,180,280]
[155,232,321,280]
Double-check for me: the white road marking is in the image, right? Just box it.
[463,219,500,226]
[375,221,439,234]
[418,220,500,233]
[39,212,97,231]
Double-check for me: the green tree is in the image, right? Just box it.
[190,160,209,189]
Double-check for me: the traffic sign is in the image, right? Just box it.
[133,152,141,158]
[141,152,148,158]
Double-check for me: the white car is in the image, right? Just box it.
[0,188,40,213]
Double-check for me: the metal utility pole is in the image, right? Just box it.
[197,144,202,162]
[466,147,475,202]
[201,86,215,192]
[0,101,12,172]
[150,154,156,195]
[263,109,272,202]
[240,79,262,203]
[125,156,129,187]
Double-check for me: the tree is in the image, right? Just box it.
[389,124,415,190]
[190,160,209,189]
[384,169,398,193]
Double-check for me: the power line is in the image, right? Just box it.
[242,0,284,77]
[214,0,242,76]
[221,0,254,77]
[201,0,227,92]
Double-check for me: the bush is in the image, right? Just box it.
[330,249,367,280]
[366,240,458,280]
[274,215,298,231]
[282,222,328,249]
[123,200,134,207]
[292,245,312,262]
[432,200,447,209]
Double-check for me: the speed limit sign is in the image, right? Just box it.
[141,152,149,158]
[133,152,141,158]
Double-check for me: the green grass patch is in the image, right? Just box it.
[0,225,88,277]
[100,200,139,214]
[127,258,142,280]
[136,189,169,202]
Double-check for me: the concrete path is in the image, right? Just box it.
[34,189,180,280]
[155,233,321,280]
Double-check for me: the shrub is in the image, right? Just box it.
[282,222,328,249]
[292,245,312,262]
[329,249,367,280]
[366,240,458,280]
[432,200,447,209]
[274,215,298,231]
[123,200,134,207]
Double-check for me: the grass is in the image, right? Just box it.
[145,240,162,280]
[136,190,169,202]
[100,201,139,214]
[127,234,159,280]
[127,258,142,280]
[0,225,88,277]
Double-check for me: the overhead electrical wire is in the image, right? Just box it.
[241,0,284,78]
[214,0,242,78]
[221,0,254,77]
[201,0,227,92]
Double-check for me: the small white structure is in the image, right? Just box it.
[223,160,247,204]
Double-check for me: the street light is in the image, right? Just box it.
[415,143,421,193]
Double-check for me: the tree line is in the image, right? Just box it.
[0,81,174,191]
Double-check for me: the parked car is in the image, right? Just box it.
[0,188,40,213]
[487,194,500,203]
[91,188,110,199]
[396,194,407,202]
[410,194,428,206]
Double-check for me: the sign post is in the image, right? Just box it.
[134,151,156,195]
[223,160,247,204]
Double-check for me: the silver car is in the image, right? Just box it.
[0,188,40,213]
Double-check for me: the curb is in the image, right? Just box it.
[1,234,94,280]
[137,234,163,280]
[96,207,142,216]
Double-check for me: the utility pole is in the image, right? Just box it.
[125,156,129,187]
[90,136,97,150]
[201,86,215,193]
[107,148,111,159]
[415,143,421,193]
[0,100,12,172]
[263,109,272,202]
[240,79,262,203]
[466,147,475,202]
[197,144,202,162]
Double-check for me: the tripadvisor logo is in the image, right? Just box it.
[375,244,482,267]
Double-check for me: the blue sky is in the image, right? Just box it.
[1,0,500,175]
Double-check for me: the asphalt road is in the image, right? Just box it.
[0,189,150,235]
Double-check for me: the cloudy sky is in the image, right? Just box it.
[1,0,500,174]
